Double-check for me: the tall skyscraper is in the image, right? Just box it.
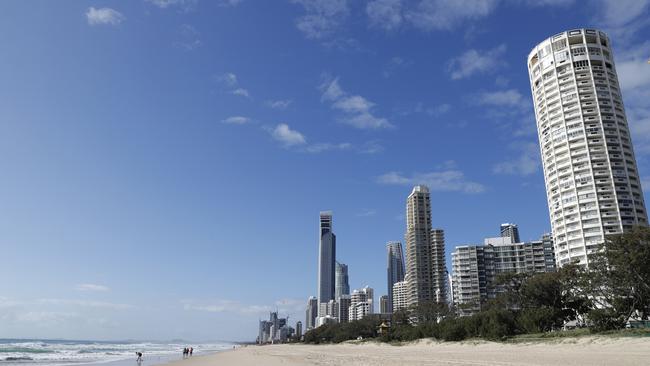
[335,261,349,300]
[305,296,317,329]
[318,211,336,310]
[500,223,520,243]
[404,185,448,306]
[295,321,303,339]
[386,241,405,313]
[527,29,648,267]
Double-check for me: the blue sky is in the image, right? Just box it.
[1,0,649,342]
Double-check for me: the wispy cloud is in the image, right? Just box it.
[174,24,202,51]
[382,56,411,78]
[86,7,125,26]
[447,44,507,80]
[405,0,499,32]
[305,142,352,153]
[291,0,349,39]
[265,99,293,110]
[320,77,392,129]
[38,298,133,310]
[183,298,304,315]
[592,0,650,40]
[493,142,540,176]
[221,116,250,125]
[367,0,403,31]
[377,167,485,194]
[75,284,110,292]
[616,41,650,154]
[270,123,307,147]
[145,0,198,12]
[475,89,528,110]
[215,72,251,98]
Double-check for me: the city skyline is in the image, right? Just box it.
[1,0,650,343]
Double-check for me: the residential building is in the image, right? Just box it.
[527,29,648,267]
[349,301,372,321]
[305,296,317,329]
[335,261,350,300]
[350,286,374,313]
[392,280,409,313]
[296,321,302,339]
[386,241,405,313]
[318,211,336,312]
[404,185,448,306]
[337,294,351,323]
[451,233,556,315]
[500,223,520,243]
[379,295,389,314]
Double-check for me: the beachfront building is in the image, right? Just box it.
[296,321,303,339]
[386,241,405,313]
[500,223,521,243]
[451,233,556,315]
[305,296,318,329]
[527,29,648,267]
[337,294,351,323]
[349,301,372,321]
[318,211,336,313]
[258,312,290,344]
[351,286,374,312]
[392,280,409,313]
[404,186,448,307]
[379,295,389,314]
[335,261,350,300]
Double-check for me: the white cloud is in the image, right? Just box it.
[305,142,351,153]
[221,116,250,125]
[359,140,384,154]
[493,142,540,176]
[265,99,293,110]
[367,0,403,31]
[475,89,527,109]
[356,208,377,217]
[232,88,250,98]
[291,0,349,39]
[405,0,499,32]
[145,0,197,12]
[86,7,125,26]
[593,0,649,32]
[447,44,507,80]
[75,284,110,292]
[320,77,393,129]
[377,169,485,194]
[184,298,303,316]
[616,42,650,154]
[174,24,202,51]
[270,123,307,147]
[38,298,133,310]
[216,73,238,87]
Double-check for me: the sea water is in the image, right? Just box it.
[0,339,232,366]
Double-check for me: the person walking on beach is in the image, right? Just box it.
[189,347,193,356]
[182,348,187,358]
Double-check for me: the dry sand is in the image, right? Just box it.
[165,336,650,366]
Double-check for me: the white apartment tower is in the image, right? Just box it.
[527,29,647,267]
[404,186,447,305]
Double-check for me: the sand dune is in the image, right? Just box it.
[165,336,650,365]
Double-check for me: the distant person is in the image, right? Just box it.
[182,348,187,358]
[136,352,143,362]
[189,347,193,356]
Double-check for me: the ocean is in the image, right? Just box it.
[0,339,232,366]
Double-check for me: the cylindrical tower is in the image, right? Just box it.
[527,29,647,267]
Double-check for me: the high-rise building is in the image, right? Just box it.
[527,29,648,267]
[349,301,372,321]
[379,295,389,314]
[392,281,409,313]
[296,321,303,339]
[386,241,405,313]
[404,186,448,306]
[318,211,336,310]
[350,286,374,312]
[500,223,520,243]
[335,261,350,300]
[305,296,318,329]
[451,234,556,315]
[337,294,351,323]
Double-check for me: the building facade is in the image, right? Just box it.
[500,223,521,243]
[295,321,302,339]
[305,296,318,330]
[451,234,556,315]
[386,241,405,314]
[337,294,351,323]
[318,211,336,311]
[335,261,350,300]
[527,29,648,267]
[404,186,448,306]
[392,280,409,313]
[379,295,389,314]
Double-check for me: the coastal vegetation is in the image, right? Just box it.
[304,227,650,344]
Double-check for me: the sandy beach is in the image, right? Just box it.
[164,337,650,366]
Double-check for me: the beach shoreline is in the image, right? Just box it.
[162,336,650,366]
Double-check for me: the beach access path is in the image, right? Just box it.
[164,336,650,365]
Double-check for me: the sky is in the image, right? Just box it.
[1,0,650,342]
